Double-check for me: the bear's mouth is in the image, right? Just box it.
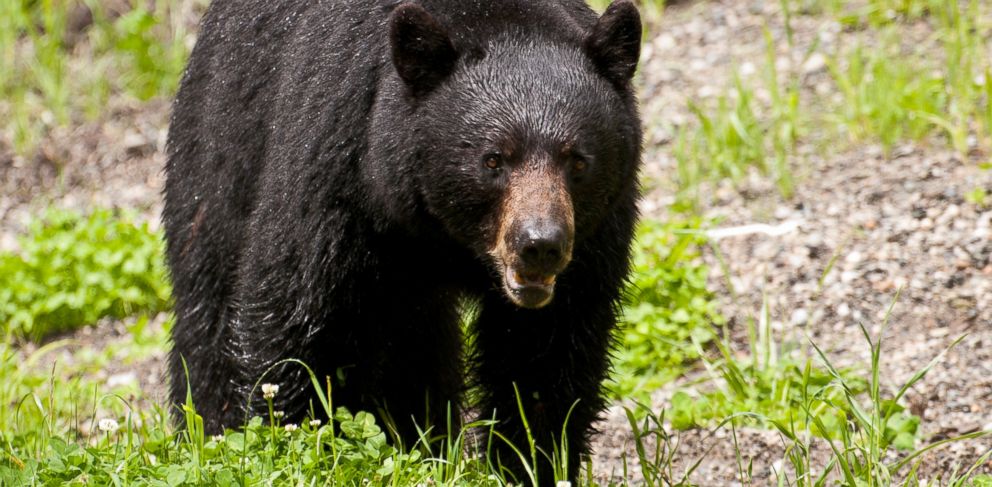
[502,265,557,309]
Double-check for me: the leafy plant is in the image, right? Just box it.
[0,208,171,340]
[104,2,190,101]
[611,219,723,402]
[0,349,502,486]
[620,317,990,487]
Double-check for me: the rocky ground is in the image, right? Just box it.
[594,0,992,484]
[2,0,990,484]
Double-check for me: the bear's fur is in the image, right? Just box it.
[163,0,641,481]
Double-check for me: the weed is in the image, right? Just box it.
[826,0,991,156]
[612,219,723,403]
[665,297,891,448]
[0,0,200,154]
[618,295,991,486]
[0,208,171,340]
[673,76,766,208]
[827,36,948,152]
[672,31,802,210]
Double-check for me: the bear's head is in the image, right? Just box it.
[390,0,641,308]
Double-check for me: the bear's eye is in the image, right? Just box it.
[573,157,587,173]
[483,153,502,170]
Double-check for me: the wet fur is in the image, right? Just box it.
[163,0,641,482]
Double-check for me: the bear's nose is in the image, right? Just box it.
[516,222,568,275]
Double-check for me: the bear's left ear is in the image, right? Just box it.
[585,0,642,86]
[390,3,458,97]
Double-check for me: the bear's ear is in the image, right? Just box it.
[585,0,641,86]
[389,3,458,96]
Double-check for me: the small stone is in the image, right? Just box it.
[775,57,790,72]
[656,34,676,51]
[123,131,149,151]
[107,372,136,388]
[791,308,809,326]
[802,52,827,74]
[873,279,895,292]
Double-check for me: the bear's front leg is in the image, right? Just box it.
[473,283,618,485]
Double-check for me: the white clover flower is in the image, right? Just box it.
[556,482,572,487]
[97,418,119,433]
[211,434,224,442]
[261,383,280,399]
[273,411,285,419]
[284,423,298,432]
[308,419,322,427]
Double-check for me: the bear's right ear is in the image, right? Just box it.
[390,3,458,97]
[585,0,642,86]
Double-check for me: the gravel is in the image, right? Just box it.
[592,0,991,483]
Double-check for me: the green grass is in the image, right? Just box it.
[612,219,722,403]
[672,29,802,210]
[0,345,498,486]
[624,312,991,487]
[0,209,989,484]
[676,0,991,210]
[665,297,920,452]
[826,1,991,156]
[0,0,195,153]
[826,37,950,152]
[4,320,989,486]
[0,208,171,341]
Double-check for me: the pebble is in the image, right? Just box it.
[107,372,137,387]
[790,308,809,326]
[656,34,676,51]
[802,52,827,74]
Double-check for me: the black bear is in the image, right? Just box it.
[163,0,641,482]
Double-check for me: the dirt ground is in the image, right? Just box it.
[594,0,992,483]
[2,0,990,484]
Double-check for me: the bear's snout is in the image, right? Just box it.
[494,163,574,309]
[514,219,569,277]
[501,217,573,308]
